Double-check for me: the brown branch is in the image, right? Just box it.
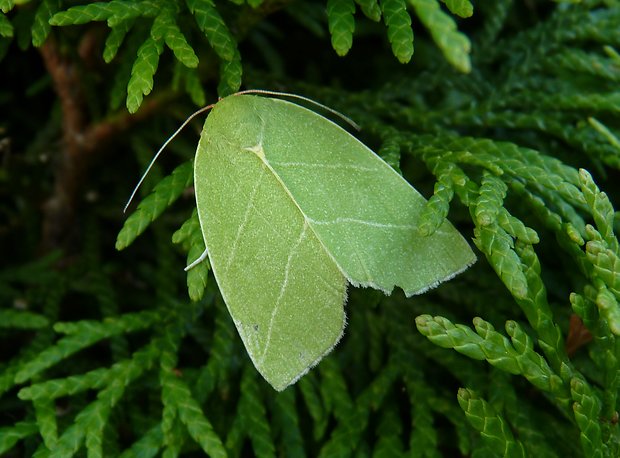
[39,35,175,253]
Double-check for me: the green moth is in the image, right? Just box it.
[187,93,476,391]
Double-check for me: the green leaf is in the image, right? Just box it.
[126,34,164,113]
[474,172,507,226]
[273,389,306,457]
[47,341,159,458]
[497,208,539,245]
[327,0,356,56]
[404,376,439,456]
[0,0,14,14]
[441,0,472,18]
[416,316,566,395]
[408,0,471,72]
[156,9,199,68]
[19,367,112,400]
[186,0,237,61]
[34,398,58,450]
[579,168,617,251]
[117,161,193,250]
[0,421,38,455]
[103,19,134,63]
[217,48,242,96]
[239,368,276,457]
[595,284,620,336]
[571,378,604,458]
[0,309,49,328]
[473,223,529,300]
[318,364,398,456]
[49,0,157,26]
[298,375,328,440]
[457,388,527,457]
[15,311,161,383]
[355,0,381,21]
[373,407,404,456]
[380,0,413,63]
[0,11,13,37]
[173,210,210,301]
[419,173,454,236]
[31,0,58,45]
[172,374,227,456]
[119,425,163,458]
[184,66,206,106]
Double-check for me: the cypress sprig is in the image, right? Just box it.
[318,362,399,457]
[473,222,529,300]
[159,321,185,455]
[404,374,440,456]
[416,315,567,398]
[33,398,58,451]
[15,310,161,384]
[355,0,381,21]
[5,0,620,456]
[116,161,193,250]
[327,0,355,57]
[18,367,113,401]
[193,302,236,402]
[172,210,209,301]
[571,377,605,458]
[168,364,227,457]
[40,338,161,458]
[580,169,617,250]
[419,161,455,236]
[272,389,306,457]
[318,357,354,422]
[474,171,507,227]
[0,422,39,455]
[381,0,414,64]
[103,18,133,62]
[239,367,276,458]
[457,388,527,458]
[0,309,49,329]
[185,0,236,61]
[373,406,404,456]
[409,0,471,72]
[487,370,562,458]
[118,424,163,458]
[298,374,329,441]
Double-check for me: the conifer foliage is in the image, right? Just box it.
[2,0,620,456]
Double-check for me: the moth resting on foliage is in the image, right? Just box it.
[127,91,476,391]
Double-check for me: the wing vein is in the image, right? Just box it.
[259,221,309,364]
[307,216,416,229]
[225,169,265,272]
[269,161,377,173]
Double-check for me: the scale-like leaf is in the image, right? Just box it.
[409,0,471,72]
[381,0,413,63]
[442,0,472,18]
[327,0,356,56]
[186,0,236,61]
[126,34,164,113]
[0,12,12,37]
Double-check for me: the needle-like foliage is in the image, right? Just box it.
[3,0,620,456]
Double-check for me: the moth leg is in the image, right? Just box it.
[185,248,208,271]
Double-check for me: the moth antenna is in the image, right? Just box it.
[185,247,209,271]
[234,89,361,131]
[123,103,216,213]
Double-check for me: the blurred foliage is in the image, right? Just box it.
[2,0,620,456]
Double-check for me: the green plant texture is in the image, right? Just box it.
[2,0,620,456]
